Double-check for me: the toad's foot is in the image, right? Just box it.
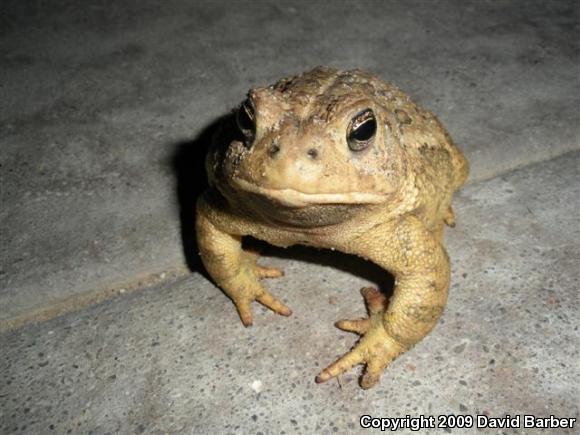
[315,287,405,389]
[243,248,285,279]
[225,250,290,327]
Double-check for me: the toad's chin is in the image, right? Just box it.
[221,177,387,228]
[230,177,388,208]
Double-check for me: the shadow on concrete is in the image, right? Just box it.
[171,115,395,300]
[171,117,223,273]
[247,238,396,301]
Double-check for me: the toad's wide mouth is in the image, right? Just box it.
[230,177,389,207]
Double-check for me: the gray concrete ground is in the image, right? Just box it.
[1,0,579,328]
[1,152,579,434]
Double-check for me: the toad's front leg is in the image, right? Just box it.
[196,200,292,326]
[316,216,450,389]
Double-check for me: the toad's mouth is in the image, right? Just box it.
[230,177,388,208]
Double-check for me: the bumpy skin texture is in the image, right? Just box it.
[196,67,469,389]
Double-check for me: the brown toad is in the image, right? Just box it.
[196,67,469,389]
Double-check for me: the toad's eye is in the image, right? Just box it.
[347,108,376,152]
[236,99,255,144]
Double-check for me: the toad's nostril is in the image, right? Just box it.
[268,143,281,156]
[307,148,319,159]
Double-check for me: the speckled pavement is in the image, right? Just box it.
[1,152,578,434]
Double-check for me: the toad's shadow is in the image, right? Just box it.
[171,116,394,296]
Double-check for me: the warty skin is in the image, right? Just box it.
[196,66,469,389]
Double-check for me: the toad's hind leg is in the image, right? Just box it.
[432,223,445,242]
[316,215,450,389]
[196,204,291,326]
[443,206,456,227]
[432,206,455,241]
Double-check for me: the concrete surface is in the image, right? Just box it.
[1,152,579,434]
[1,0,579,328]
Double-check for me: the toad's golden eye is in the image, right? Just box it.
[236,99,255,144]
[347,109,376,152]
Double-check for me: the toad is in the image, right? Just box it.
[196,67,469,389]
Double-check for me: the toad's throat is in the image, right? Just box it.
[231,177,388,207]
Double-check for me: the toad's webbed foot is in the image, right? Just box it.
[316,287,405,389]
